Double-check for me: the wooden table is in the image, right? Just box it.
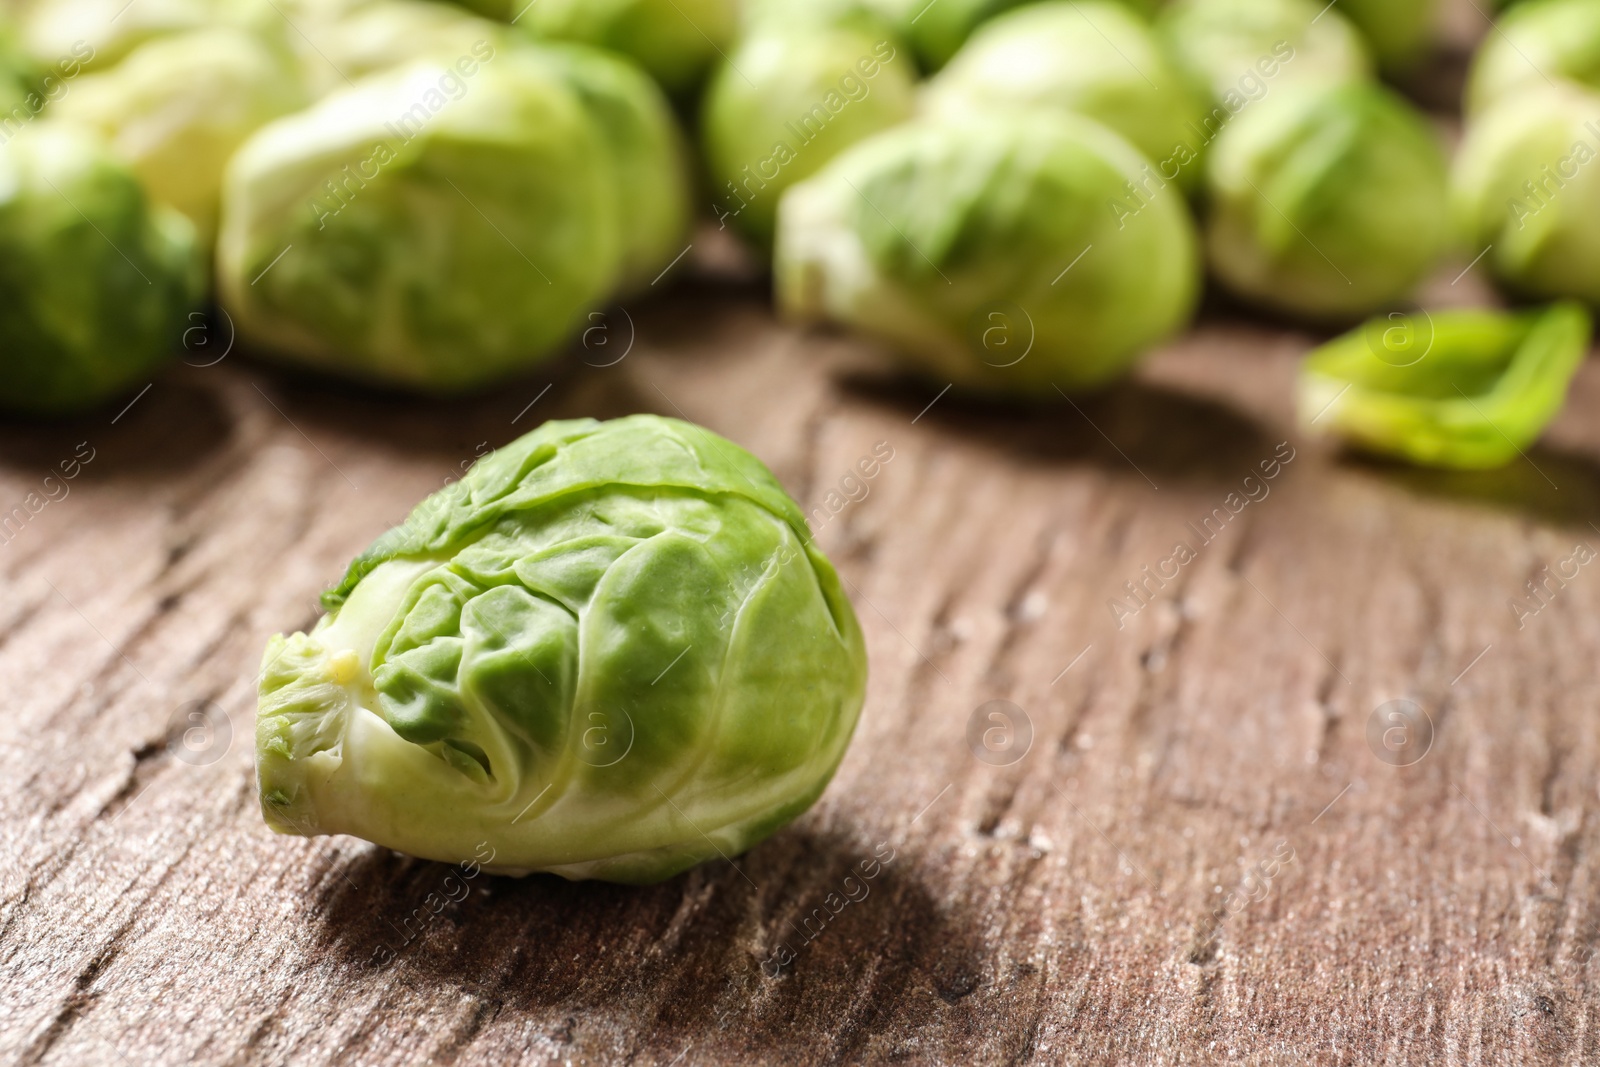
[7,4,1597,1058]
[6,261,1600,1064]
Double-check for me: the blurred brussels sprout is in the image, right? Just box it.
[0,14,90,141]
[218,51,623,393]
[703,24,915,246]
[0,15,39,112]
[0,124,201,414]
[925,2,1208,189]
[1157,0,1372,108]
[21,0,271,74]
[1298,302,1590,468]
[891,0,1004,71]
[1204,83,1450,321]
[290,0,510,98]
[776,114,1200,395]
[516,0,738,97]
[539,44,691,292]
[1465,0,1600,116]
[1336,0,1435,72]
[1454,84,1600,305]
[847,0,1148,73]
[52,27,306,243]
[257,414,867,884]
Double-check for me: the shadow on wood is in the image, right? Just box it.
[300,824,988,1060]
[1342,443,1600,535]
[0,380,233,482]
[839,371,1281,491]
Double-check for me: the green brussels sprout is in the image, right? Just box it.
[1453,84,1600,305]
[516,0,738,97]
[0,15,39,113]
[1156,0,1372,109]
[775,114,1200,395]
[924,2,1208,190]
[217,50,625,393]
[782,0,1020,73]
[0,12,91,141]
[21,0,272,74]
[289,0,511,98]
[1204,83,1450,321]
[1336,0,1435,72]
[538,44,692,293]
[849,0,1160,73]
[1298,302,1590,468]
[1465,0,1600,116]
[0,124,202,414]
[256,414,867,884]
[52,27,306,243]
[702,23,915,246]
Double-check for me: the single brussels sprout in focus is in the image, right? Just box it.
[702,24,915,247]
[1335,0,1435,72]
[1465,0,1600,116]
[0,124,201,414]
[776,114,1200,395]
[1204,83,1450,321]
[924,2,1208,190]
[1453,84,1600,305]
[538,44,692,293]
[516,0,738,97]
[257,414,867,884]
[52,27,306,243]
[218,51,624,394]
[1156,0,1372,109]
[1298,303,1590,468]
[290,0,511,98]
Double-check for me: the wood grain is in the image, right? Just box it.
[3,265,1600,1065]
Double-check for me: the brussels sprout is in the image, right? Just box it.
[0,12,90,141]
[517,0,738,97]
[290,0,511,98]
[0,15,38,112]
[0,124,201,414]
[787,0,1020,73]
[1156,0,1372,108]
[1465,0,1600,116]
[218,51,624,393]
[1204,83,1450,321]
[1453,84,1600,305]
[256,414,867,884]
[1336,0,1435,72]
[924,2,1208,190]
[52,27,306,243]
[21,0,272,74]
[849,0,1159,73]
[776,114,1200,395]
[538,44,692,292]
[702,23,915,246]
[1298,303,1590,468]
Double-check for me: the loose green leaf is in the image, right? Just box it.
[1297,302,1591,468]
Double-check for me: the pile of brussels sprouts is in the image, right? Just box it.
[2,0,1593,468]
[0,0,1593,454]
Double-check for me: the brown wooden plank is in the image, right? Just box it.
[2,265,1599,1064]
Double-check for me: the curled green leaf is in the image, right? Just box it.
[1297,302,1592,469]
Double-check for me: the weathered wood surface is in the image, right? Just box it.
[5,263,1600,1065]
